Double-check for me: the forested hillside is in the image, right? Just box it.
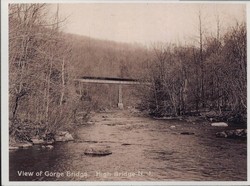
[65,33,149,79]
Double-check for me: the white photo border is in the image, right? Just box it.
[2,0,250,185]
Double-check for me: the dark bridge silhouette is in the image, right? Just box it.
[76,76,140,85]
[74,76,142,109]
[80,76,138,81]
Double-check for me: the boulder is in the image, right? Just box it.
[235,129,247,136]
[32,138,54,145]
[55,131,74,142]
[9,142,33,150]
[9,146,19,150]
[44,139,55,144]
[216,129,247,139]
[31,138,45,145]
[211,122,228,127]
[16,142,33,148]
[84,146,112,156]
[215,131,227,138]
[170,125,176,129]
[46,145,54,149]
[41,145,54,149]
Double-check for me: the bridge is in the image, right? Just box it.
[74,76,143,109]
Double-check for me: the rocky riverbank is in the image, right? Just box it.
[152,111,247,140]
[9,131,74,150]
[152,110,246,124]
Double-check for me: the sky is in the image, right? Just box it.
[51,3,246,46]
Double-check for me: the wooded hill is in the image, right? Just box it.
[65,33,149,79]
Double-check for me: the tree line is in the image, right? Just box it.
[138,21,246,124]
[9,4,93,141]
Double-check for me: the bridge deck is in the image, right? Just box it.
[75,76,141,85]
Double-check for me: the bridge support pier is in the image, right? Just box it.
[118,84,124,109]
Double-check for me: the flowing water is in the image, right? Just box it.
[9,110,247,181]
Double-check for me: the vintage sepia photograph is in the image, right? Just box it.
[5,1,247,183]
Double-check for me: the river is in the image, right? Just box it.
[9,110,247,181]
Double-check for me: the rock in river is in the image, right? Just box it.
[9,146,19,150]
[84,146,112,156]
[216,129,247,139]
[55,131,74,142]
[41,145,54,149]
[211,122,228,127]
[10,142,33,149]
[31,138,45,145]
[31,137,54,145]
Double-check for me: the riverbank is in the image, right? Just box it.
[152,110,247,141]
[9,130,75,150]
[152,110,247,127]
[9,109,247,150]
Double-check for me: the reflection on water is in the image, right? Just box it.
[9,111,247,181]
